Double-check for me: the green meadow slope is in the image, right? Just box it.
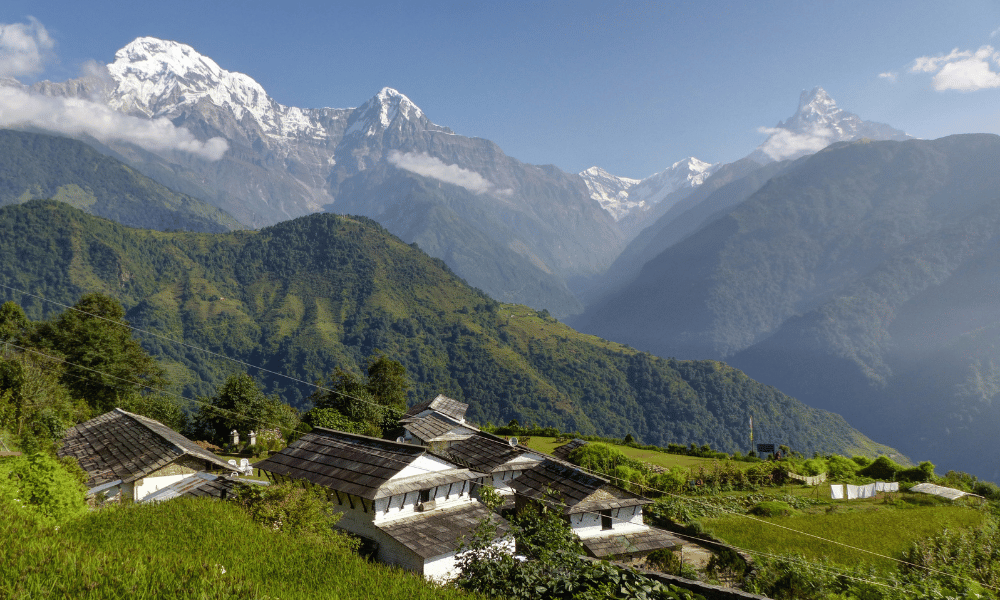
[0,200,899,458]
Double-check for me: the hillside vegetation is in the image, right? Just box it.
[0,200,898,458]
[0,129,242,233]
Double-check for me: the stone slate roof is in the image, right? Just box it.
[551,439,588,461]
[139,472,267,503]
[581,529,683,558]
[59,408,237,488]
[402,394,469,422]
[403,413,475,443]
[438,431,529,472]
[377,502,509,559]
[255,427,475,500]
[510,459,650,514]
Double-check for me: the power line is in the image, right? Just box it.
[1,283,992,591]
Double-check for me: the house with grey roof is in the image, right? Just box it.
[58,408,239,502]
[551,438,588,461]
[402,394,469,424]
[438,431,544,507]
[254,427,510,581]
[400,394,478,449]
[509,459,681,560]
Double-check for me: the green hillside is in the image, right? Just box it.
[0,199,899,458]
[0,129,243,233]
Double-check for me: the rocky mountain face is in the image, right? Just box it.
[25,37,623,316]
[749,87,911,163]
[574,134,1000,477]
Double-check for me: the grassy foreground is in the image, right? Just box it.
[1,497,477,600]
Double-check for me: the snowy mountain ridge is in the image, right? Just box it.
[580,157,718,221]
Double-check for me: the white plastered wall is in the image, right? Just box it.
[133,474,196,501]
[570,505,646,539]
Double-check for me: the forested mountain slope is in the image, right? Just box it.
[0,200,898,459]
[0,129,242,233]
[575,134,1000,476]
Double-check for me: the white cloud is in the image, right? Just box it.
[910,45,1000,91]
[0,17,54,78]
[911,48,971,73]
[756,126,836,161]
[878,71,898,83]
[388,150,495,194]
[0,86,228,160]
[991,27,1000,39]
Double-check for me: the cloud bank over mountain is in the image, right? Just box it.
[388,150,511,195]
[0,19,227,160]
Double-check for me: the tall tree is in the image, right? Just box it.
[306,352,410,437]
[195,372,298,442]
[32,293,168,415]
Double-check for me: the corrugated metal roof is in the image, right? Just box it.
[58,408,237,488]
[255,428,434,500]
[140,472,269,503]
[909,482,972,500]
[377,502,509,559]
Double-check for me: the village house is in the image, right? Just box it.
[437,431,545,508]
[399,394,478,449]
[509,458,682,561]
[58,408,239,502]
[254,427,510,581]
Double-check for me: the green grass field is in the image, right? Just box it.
[703,503,986,572]
[523,436,738,470]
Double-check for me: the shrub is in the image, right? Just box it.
[857,455,901,480]
[231,481,355,550]
[0,452,88,525]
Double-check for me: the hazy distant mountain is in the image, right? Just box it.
[579,157,719,236]
[574,88,913,305]
[748,87,911,163]
[0,129,241,232]
[576,134,1000,476]
[21,37,624,316]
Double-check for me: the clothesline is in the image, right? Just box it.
[830,481,898,500]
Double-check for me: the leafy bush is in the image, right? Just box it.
[0,452,87,525]
[858,455,902,480]
[231,481,355,549]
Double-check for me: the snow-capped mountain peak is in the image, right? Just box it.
[344,87,425,136]
[750,87,911,163]
[580,157,718,221]
[107,37,321,140]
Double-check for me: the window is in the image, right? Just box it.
[601,509,612,530]
[419,488,431,503]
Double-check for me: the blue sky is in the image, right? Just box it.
[3,1,1000,178]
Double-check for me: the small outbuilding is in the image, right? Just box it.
[509,459,682,560]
